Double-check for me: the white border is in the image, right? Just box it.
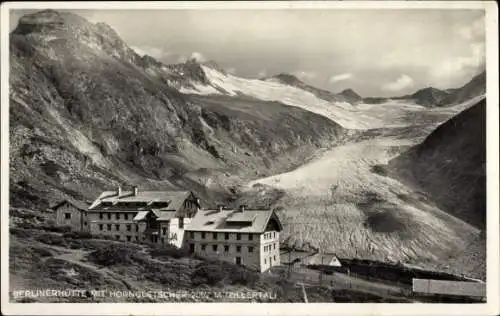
[1,1,498,316]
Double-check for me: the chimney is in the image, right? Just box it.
[133,186,138,196]
[117,186,122,197]
[239,204,246,212]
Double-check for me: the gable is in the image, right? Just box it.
[265,212,283,232]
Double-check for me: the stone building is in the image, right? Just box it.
[87,187,200,246]
[184,205,283,272]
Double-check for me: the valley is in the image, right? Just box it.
[7,9,488,300]
[243,96,484,276]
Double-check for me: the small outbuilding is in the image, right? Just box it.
[50,200,90,232]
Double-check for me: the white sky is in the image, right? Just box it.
[10,9,485,97]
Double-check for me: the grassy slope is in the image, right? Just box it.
[10,227,409,303]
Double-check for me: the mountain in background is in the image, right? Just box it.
[362,70,486,107]
[338,88,363,103]
[264,73,353,103]
[9,9,345,212]
[388,98,486,228]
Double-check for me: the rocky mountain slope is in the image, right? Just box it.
[9,9,345,212]
[388,98,486,229]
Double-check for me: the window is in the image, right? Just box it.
[248,234,253,241]
[274,232,276,238]
[124,214,128,220]
[213,232,217,240]
[115,224,120,231]
[84,221,87,226]
[99,224,103,231]
[136,224,139,232]
[179,218,184,229]
[126,236,131,242]
[162,227,167,235]
[236,257,242,265]
[135,236,139,241]
[225,233,229,240]
[201,232,206,239]
[99,213,103,220]
[116,213,120,220]
[236,233,241,241]
[115,235,120,240]
[64,213,71,219]
[201,244,206,251]
[107,213,112,220]
[248,246,254,253]
[161,237,165,244]
[190,232,195,239]
[264,258,267,264]
[212,245,218,252]
[224,245,229,252]
[236,246,241,253]
[126,224,131,232]
[274,255,276,261]
[274,243,276,250]
[107,224,111,231]
[189,243,195,253]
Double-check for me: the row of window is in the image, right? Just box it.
[98,212,137,220]
[190,231,256,241]
[98,223,139,232]
[263,255,278,265]
[193,243,255,253]
[113,235,138,242]
[263,243,278,252]
[263,232,276,240]
[264,256,277,264]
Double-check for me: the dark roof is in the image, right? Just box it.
[50,199,89,211]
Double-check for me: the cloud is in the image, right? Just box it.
[381,74,414,92]
[131,46,169,59]
[190,52,208,62]
[430,42,485,82]
[257,69,267,78]
[329,73,353,83]
[177,52,208,63]
[292,71,316,81]
[456,16,485,41]
[226,67,237,74]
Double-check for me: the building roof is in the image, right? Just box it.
[185,209,282,233]
[50,199,89,211]
[88,190,194,211]
[303,253,342,267]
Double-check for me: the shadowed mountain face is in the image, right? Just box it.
[9,10,345,210]
[388,98,486,228]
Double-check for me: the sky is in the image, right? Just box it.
[9,9,486,97]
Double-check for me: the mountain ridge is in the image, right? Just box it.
[9,9,346,213]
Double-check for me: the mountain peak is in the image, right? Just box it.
[13,9,90,35]
[339,88,362,100]
[12,9,140,65]
[202,60,227,74]
[270,73,304,85]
